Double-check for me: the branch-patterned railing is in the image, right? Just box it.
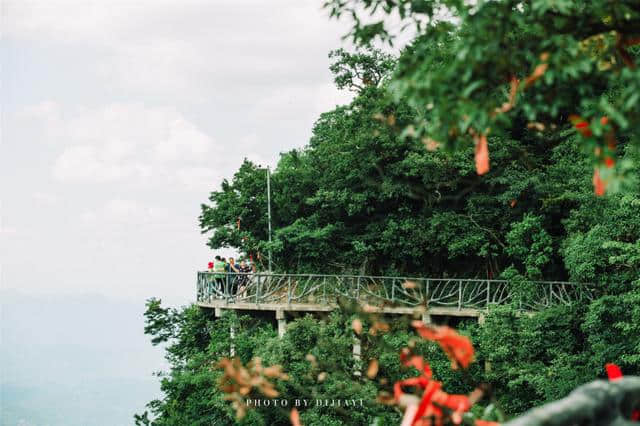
[196,272,595,311]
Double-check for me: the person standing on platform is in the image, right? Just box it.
[227,257,240,297]
[236,259,253,298]
[213,256,226,297]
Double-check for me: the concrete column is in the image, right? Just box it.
[422,311,432,324]
[353,337,362,377]
[276,310,287,338]
[230,323,236,357]
[477,313,491,372]
[217,309,235,357]
[478,313,486,325]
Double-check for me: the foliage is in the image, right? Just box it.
[200,57,638,277]
[328,47,396,92]
[137,303,405,425]
[505,214,553,279]
[475,304,593,415]
[139,297,504,425]
[324,0,640,192]
[169,13,640,424]
[200,161,272,268]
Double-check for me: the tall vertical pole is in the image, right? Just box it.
[267,166,273,273]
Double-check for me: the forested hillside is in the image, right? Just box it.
[140,2,640,424]
[200,47,639,283]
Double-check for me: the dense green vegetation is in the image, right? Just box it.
[199,48,639,279]
[141,2,640,424]
[325,0,640,190]
[137,300,497,425]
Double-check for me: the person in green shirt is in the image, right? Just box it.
[213,256,226,297]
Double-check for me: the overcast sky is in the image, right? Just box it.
[1,0,358,306]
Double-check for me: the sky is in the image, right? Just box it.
[0,2,361,423]
[1,0,357,306]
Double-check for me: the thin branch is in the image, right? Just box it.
[466,214,507,249]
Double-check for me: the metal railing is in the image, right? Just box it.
[196,272,595,311]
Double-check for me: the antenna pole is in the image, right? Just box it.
[267,166,272,273]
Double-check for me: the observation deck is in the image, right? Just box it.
[196,272,594,329]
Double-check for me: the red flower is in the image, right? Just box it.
[574,121,593,137]
[474,134,490,175]
[413,380,444,424]
[395,326,480,425]
[569,115,593,138]
[605,157,615,168]
[411,322,474,369]
[605,364,640,420]
[592,168,606,196]
[606,363,623,380]
[290,408,302,426]
[396,374,474,426]
[605,130,616,168]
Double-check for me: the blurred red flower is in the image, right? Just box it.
[411,322,474,369]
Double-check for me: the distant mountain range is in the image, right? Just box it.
[1,291,167,426]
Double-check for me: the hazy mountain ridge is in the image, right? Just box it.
[1,290,166,426]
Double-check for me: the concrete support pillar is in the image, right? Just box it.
[216,308,235,357]
[477,313,491,373]
[422,311,432,324]
[276,310,287,338]
[230,323,236,357]
[353,337,362,377]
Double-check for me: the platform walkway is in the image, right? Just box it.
[196,272,594,335]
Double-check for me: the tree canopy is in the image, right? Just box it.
[147,4,640,424]
[325,0,640,193]
[200,47,639,277]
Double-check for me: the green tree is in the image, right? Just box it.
[199,160,273,268]
[181,22,640,424]
[201,48,583,277]
[138,299,491,425]
[328,48,395,92]
[505,214,553,279]
[325,0,640,192]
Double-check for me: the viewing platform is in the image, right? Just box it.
[196,272,595,332]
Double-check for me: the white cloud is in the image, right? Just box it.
[21,102,220,188]
[252,83,353,122]
[4,1,358,97]
[155,118,211,162]
[175,167,220,191]
[0,225,19,235]
[2,0,364,306]
[33,192,59,205]
[80,198,170,227]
